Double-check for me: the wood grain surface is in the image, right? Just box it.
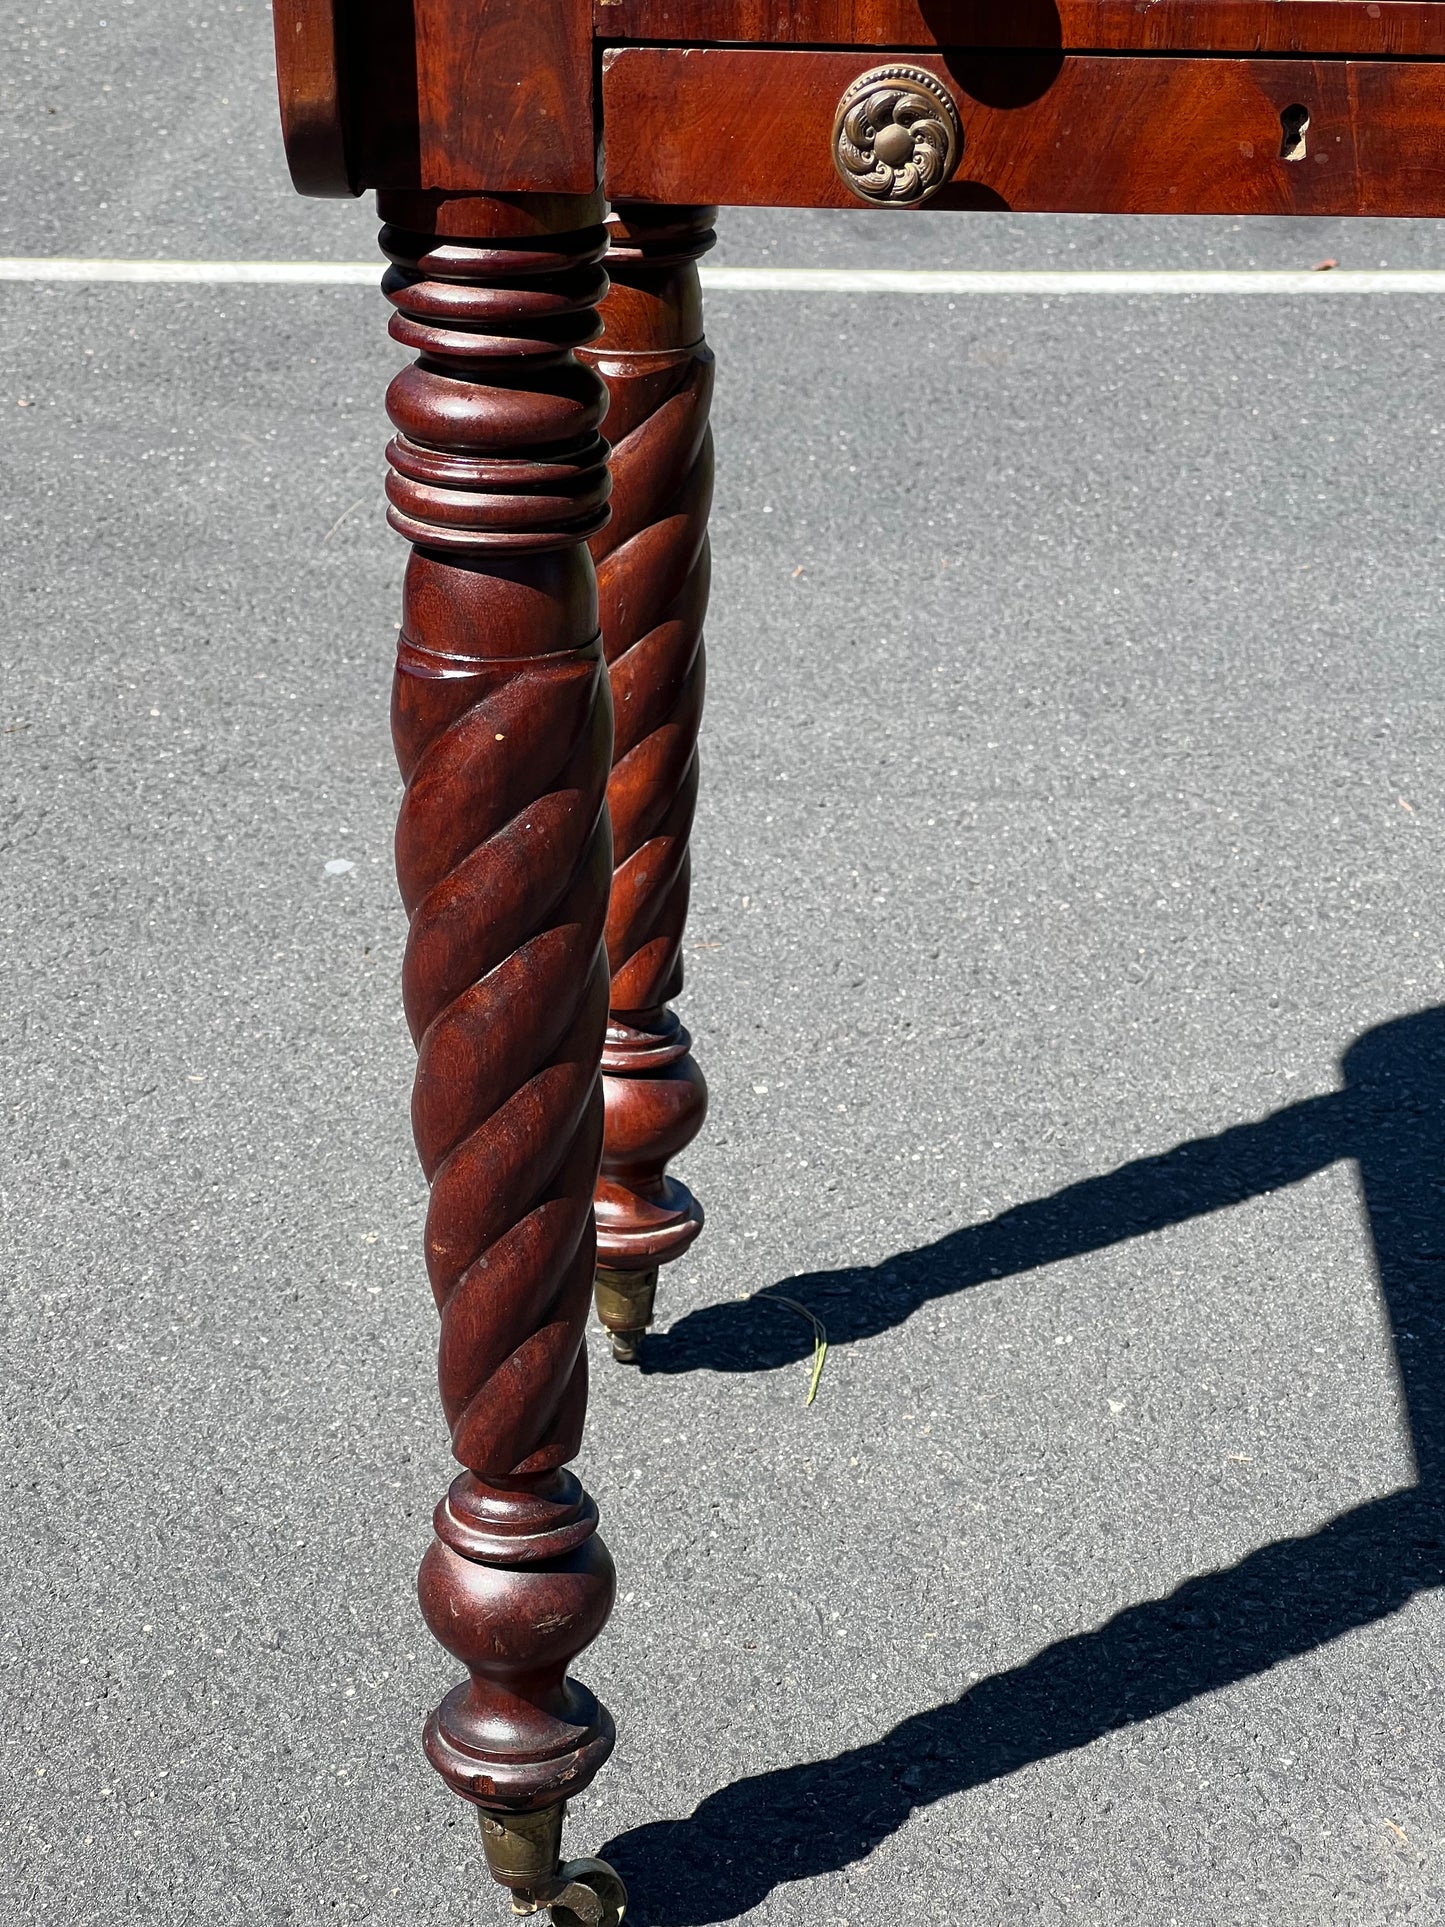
[583,208,714,1330]
[275,0,599,197]
[380,194,619,1816]
[275,0,1445,204]
[271,0,352,195]
[595,0,1445,58]
[602,49,1445,214]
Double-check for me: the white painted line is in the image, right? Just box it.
[2,258,1445,294]
[704,266,1445,294]
[0,258,379,284]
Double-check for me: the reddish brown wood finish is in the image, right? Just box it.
[381,192,619,1815]
[273,0,1445,210]
[580,208,714,1342]
[595,0,1445,57]
[272,0,351,195]
[398,0,596,193]
[602,49,1445,212]
[271,1,1445,1914]
[273,0,598,199]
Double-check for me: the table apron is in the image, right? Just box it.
[600,49,1445,214]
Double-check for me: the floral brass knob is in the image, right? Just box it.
[832,65,962,207]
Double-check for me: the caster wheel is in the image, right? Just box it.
[546,1857,627,1927]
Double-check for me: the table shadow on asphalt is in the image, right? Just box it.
[604,1004,1445,1923]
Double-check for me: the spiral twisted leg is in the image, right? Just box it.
[378,188,624,1915]
[582,204,717,1361]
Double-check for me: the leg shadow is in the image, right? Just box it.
[607,1490,1444,1926]
[608,1006,1445,1922]
[644,1008,1444,1379]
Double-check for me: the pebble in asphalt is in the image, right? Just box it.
[2,5,1444,1924]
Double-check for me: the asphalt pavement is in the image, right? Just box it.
[3,5,1444,1924]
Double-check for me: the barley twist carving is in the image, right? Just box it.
[590,213,711,1020]
[580,206,715,1334]
[380,207,619,1813]
[393,617,612,1477]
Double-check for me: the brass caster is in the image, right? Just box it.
[479,1805,565,1913]
[546,1858,627,1927]
[594,1267,656,1365]
[476,1809,625,1927]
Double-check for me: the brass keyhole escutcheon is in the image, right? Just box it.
[832,64,962,207]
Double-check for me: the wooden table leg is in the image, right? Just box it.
[583,204,717,1362]
[378,188,627,1926]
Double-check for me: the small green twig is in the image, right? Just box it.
[752,1290,829,1405]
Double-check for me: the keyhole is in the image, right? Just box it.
[1279,103,1310,162]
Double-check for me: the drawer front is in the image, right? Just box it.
[601,49,1445,215]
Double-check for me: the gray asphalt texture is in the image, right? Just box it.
[4,6,1445,1925]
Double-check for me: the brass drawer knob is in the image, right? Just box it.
[832,64,962,207]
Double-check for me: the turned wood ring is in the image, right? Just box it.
[832,64,962,207]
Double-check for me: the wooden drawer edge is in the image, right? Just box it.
[601,48,1445,215]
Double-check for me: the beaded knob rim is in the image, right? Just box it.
[831,63,963,208]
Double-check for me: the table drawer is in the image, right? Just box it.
[600,48,1445,215]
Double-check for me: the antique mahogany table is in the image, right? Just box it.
[273,4,1445,1919]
